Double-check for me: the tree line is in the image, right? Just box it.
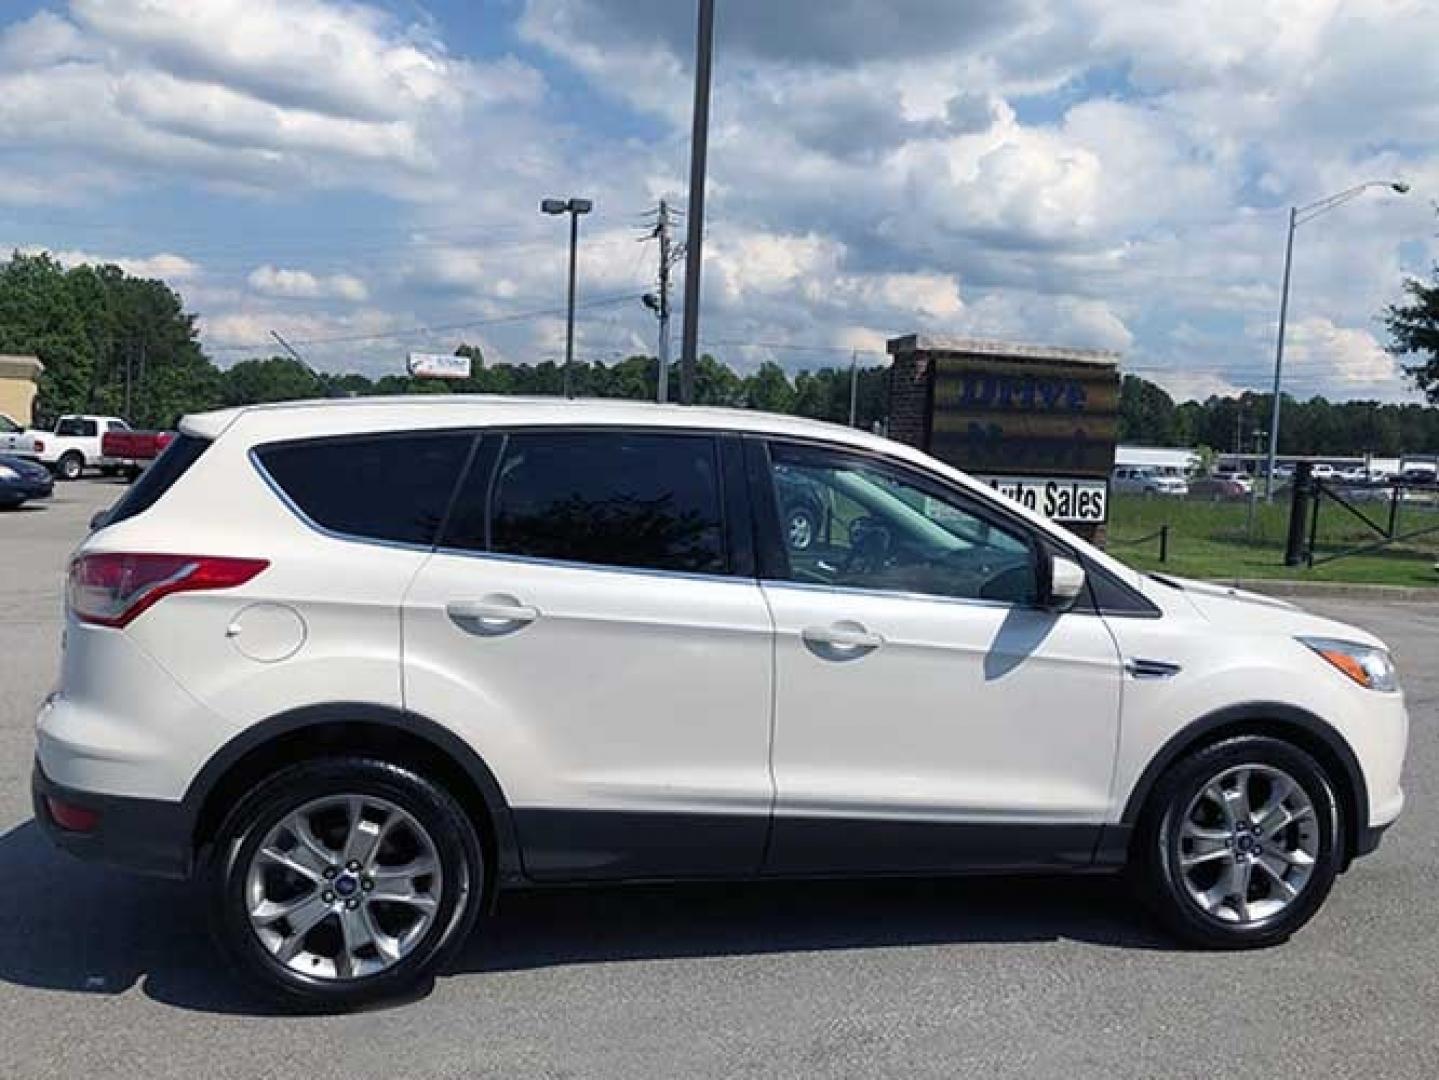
[4,248,1439,455]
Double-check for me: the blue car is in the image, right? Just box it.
[0,453,55,509]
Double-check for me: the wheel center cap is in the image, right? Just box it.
[1235,833,1255,854]
[334,873,359,897]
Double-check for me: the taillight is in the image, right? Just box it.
[67,552,268,628]
[33,438,44,452]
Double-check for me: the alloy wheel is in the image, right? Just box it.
[244,794,444,981]
[1175,764,1319,925]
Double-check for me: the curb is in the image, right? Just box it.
[1206,578,1439,603]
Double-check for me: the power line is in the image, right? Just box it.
[205,292,643,352]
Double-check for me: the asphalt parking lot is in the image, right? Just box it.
[1,479,1436,1079]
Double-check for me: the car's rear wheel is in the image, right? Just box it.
[56,452,83,481]
[208,757,484,1010]
[1134,735,1342,948]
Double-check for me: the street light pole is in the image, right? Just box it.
[1258,179,1408,504]
[541,196,593,397]
[679,0,715,405]
[1261,206,1297,503]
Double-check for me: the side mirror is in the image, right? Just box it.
[89,508,110,532]
[1045,554,1086,612]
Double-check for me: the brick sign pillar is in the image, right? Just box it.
[886,335,1120,544]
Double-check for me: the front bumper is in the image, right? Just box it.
[32,760,193,879]
[0,479,52,501]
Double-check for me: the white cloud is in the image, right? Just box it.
[0,1,545,197]
[16,246,201,281]
[248,265,368,302]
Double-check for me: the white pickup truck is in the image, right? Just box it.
[14,415,130,479]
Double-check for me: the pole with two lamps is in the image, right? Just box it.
[540,196,593,397]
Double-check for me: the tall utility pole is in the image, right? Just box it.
[679,0,716,405]
[643,200,678,403]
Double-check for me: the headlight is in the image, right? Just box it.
[1298,636,1399,692]
[0,465,17,481]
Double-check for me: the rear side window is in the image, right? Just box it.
[57,418,97,437]
[104,434,211,527]
[443,430,727,574]
[256,432,473,546]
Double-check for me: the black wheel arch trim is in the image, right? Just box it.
[1116,701,1369,860]
[182,702,523,886]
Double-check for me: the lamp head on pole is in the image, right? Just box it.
[540,197,594,215]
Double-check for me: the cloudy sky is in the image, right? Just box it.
[2,0,1437,401]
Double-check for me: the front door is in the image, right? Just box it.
[756,439,1124,874]
[403,428,775,881]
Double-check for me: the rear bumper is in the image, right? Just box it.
[31,760,193,879]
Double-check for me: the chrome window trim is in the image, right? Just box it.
[429,544,753,587]
[759,576,1024,614]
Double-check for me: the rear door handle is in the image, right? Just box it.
[447,596,539,635]
[802,622,883,657]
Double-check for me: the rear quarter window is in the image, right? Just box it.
[103,434,211,527]
[255,431,474,546]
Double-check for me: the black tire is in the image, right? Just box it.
[56,451,83,481]
[1132,735,1342,949]
[207,757,485,1010]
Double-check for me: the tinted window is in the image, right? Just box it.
[57,418,97,437]
[103,434,211,528]
[257,432,473,546]
[446,431,726,574]
[767,442,1037,604]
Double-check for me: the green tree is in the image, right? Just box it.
[745,361,796,413]
[221,357,323,405]
[0,252,96,421]
[1117,375,1179,444]
[1385,267,1439,403]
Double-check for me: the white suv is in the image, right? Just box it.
[34,397,1408,1008]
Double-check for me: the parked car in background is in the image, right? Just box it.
[102,428,175,480]
[0,453,54,509]
[1112,466,1188,497]
[1188,476,1249,501]
[1310,463,1336,481]
[34,397,1408,1008]
[1,412,29,453]
[1398,465,1437,486]
[19,415,129,480]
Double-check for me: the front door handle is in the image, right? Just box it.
[802,621,883,658]
[447,596,539,636]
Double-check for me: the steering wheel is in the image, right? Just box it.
[840,516,891,577]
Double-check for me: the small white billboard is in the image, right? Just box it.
[406,352,471,380]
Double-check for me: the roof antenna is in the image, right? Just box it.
[269,330,330,394]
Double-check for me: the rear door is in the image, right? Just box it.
[402,428,775,881]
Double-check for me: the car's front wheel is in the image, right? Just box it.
[208,757,484,1010]
[1134,735,1342,948]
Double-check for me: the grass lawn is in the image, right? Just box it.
[1106,492,1439,587]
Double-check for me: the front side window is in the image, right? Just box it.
[255,432,473,546]
[767,442,1037,605]
[0,415,20,434]
[448,430,726,574]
